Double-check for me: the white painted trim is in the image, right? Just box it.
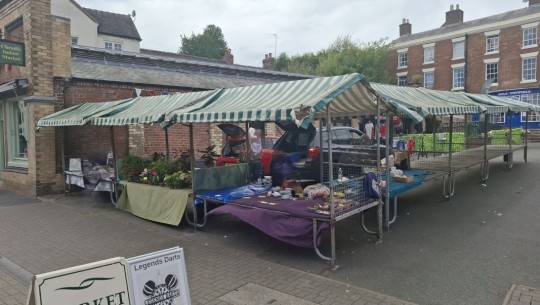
[452,56,465,61]
[521,44,538,50]
[483,57,500,63]
[521,21,539,29]
[396,71,408,76]
[451,62,466,68]
[452,37,466,42]
[484,29,500,36]
[422,67,435,72]
[397,65,408,70]
[397,48,408,53]
[521,51,539,58]
[423,60,435,65]
[423,42,435,48]
[520,79,537,84]
[490,83,499,87]
[451,87,464,91]
[484,50,500,56]
[393,12,540,49]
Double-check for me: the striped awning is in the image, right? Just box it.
[91,89,222,126]
[371,83,482,116]
[37,99,132,127]
[168,74,384,126]
[464,93,540,113]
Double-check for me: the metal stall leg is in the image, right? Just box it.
[507,111,514,169]
[443,172,456,199]
[480,160,489,183]
[326,107,337,269]
[524,111,529,162]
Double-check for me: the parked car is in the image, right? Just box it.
[265,123,393,184]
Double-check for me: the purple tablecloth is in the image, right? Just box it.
[207,196,330,248]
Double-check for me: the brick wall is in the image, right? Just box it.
[390,22,539,93]
[143,123,211,159]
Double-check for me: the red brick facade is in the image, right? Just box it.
[389,5,540,94]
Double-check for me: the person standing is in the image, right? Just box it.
[364,120,374,141]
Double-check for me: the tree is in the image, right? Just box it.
[179,25,228,60]
[275,35,392,83]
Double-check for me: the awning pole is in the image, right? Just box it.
[189,123,197,230]
[326,106,336,270]
[525,111,529,162]
[110,126,116,167]
[384,110,391,229]
[164,128,170,161]
[318,118,324,183]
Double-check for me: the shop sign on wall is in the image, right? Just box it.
[0,39,25,66]
[126,247,191,305]
[27,257,131,305]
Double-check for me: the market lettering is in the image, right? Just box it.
[79,291,126,305]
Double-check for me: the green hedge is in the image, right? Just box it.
[488,128,525,145]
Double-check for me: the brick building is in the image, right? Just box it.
[389,1,540,128]
[0,0,306,196]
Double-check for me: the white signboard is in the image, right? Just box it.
[126,247,191,305]
[27,257,131,305]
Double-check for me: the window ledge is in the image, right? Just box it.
[520,79,537,84]
[451,87,464,91]
[423,61,434,65]
[484,51,499,55]
[490,83,499,87]
[397,66,408,69]
[452,56,465,61]
[522,44,538,50]
[3,166,28,174]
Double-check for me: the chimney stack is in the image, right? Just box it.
[222,48,234,64]
[399,18,412,36]
[444,4,463,26]
[529,0,540,6]
[262,53,275,70]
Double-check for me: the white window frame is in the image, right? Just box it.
[485,35,499,54]
[71,36,78,45]
[521,53,538,83]
[522,23,538,48]
[105,41,123,51]
[521,112,540,122]
[423,45,435,64]
[489,112,505,124]
[452,38,465,60]
[398,50,408,68]
[423,71,434,89]
[485,60,499,85]
[398,75,408,86]
[451,64,465,90]
[5,99,28,168]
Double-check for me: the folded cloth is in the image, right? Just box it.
[303,184,330,199]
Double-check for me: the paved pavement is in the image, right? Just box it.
[0,190,412,305]
[1,144,540,305]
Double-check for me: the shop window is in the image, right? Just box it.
[489,113,505,124]
[71,37,78,45]
[522,93,540,106]
[521,112,540,122]
[6,100,28,168]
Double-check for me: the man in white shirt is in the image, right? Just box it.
[364,120,374,141]
[248,123,262,156]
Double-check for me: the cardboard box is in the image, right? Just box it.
[392,175,413,183]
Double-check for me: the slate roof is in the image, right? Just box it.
[82,8,142,41]
[395,4,540,44]
[71,46,310,89]
[140,49,229,65]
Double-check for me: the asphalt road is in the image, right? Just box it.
[197,143,540,305]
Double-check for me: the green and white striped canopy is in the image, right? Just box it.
[90,89,222,126]
[464,93,540,113]
[168,74,384,126]
[37,99,132,127]
[371,83,482,116]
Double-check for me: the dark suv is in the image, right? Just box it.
[267,123,391,184]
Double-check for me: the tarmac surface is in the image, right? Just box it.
[1,143,540,305]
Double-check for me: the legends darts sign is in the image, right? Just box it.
[126,247,191,305]
[0,39,25,66]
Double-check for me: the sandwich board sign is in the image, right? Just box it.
[126,247,191,305]
[26,257,131,305]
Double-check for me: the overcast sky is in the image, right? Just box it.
[76,0,529,67]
